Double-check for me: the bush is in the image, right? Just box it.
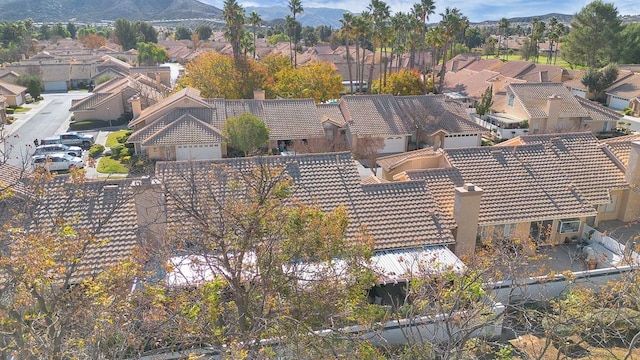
[88,144,105,158]
[69,119,109,131]
[110,145,132,159]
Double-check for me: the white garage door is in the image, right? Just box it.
[444,134,480,149]
[609,96,629,110]
[176,143,221,161]
[44,81,68,92]
[381,136,406,154]
[571,89,587,98]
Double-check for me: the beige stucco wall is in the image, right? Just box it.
[595,189,626,222]
[382,153,447,181]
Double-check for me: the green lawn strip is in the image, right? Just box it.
[11,106,30,113]
[105,129,132,148]
[97,157,129,174]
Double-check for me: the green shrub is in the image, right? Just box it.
[110,145,124,158]
[88,144,105,158]
[69,119,110,131]
[116,130,133,144]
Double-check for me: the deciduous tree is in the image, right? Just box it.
[223,113,270,156]
[137,42,168,66]
[274,61,343,103]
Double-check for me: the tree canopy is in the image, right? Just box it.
[274,61,343,102]
[136,42,168,66]
[223,113,270,156]
[561,0,622,67]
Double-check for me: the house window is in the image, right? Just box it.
[558,219,580,233]
[508,94,515,107]
[603,194,618,213]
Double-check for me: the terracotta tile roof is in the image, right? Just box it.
[574,96,623,123]
[377,147,443,172]
[600,134,640,168]
[496,60,535,78]
[69,93,113,111]
[464,58,504,72]
[225,98,325,140]
[317,103,346,127]
[606,73,640,100]
[442,145,597,225]
[0,163,29,198]
[395,95,486,135]
[129,107,218,143]
[443,69,502,99]
[0,81,26,95]
[361,175,387,184]
[509,83,589,119]
[518,132,628,204]
[156,152,455,250]
[446,53,480,71]
[518,64,566,83]
[129,87,206,127]
[30,177,140,282]
[405,167,464,219]
[340,95,410,136]
[142,114,224,146]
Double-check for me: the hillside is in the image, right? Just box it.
[0,0,222,22]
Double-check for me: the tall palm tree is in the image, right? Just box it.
[288,0,303,67]
[223,0,245,62]
[437,7,464,92]
[412,0,435,70]
[426,25,444,92]
[248,11,262,60]
[367,0,390,91]
[285,15,295,66]
[390,12,410,72]
[340,13,355,94]
[546,17,564,65]
[498,18,510,60]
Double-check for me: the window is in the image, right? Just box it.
[558,219,580,233]
[508,94,515,106]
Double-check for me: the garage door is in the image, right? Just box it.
[609,96,629,110]
[571,89,587,98]
[176,143,222,161]
[44,81,68,92]
[381,136,406,154]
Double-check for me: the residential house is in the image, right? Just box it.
[127,87,326,161]
[492,82,621,134]
[156,152,461,283]
[338,95,411,154]
[395,95,486,149]
[69,73,169,122]
[382,132,635,254]
[605,72,640,110]
[0,81,27,106]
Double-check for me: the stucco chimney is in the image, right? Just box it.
[155,72,162,86]
[453,183,484,258]
[253,88,266,100]
[130,95,142,119]
[622,141,640,221]
[545,94,561,132]
[131,177,166,249]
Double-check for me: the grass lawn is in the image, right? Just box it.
[10,106,30,113]
[485,53,585,70]
[97,157,129,174]
[105,129,132,148]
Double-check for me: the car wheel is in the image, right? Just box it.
[82,141,91,148]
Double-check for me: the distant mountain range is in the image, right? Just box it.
[0,0,582,28]
[0,0,222,22]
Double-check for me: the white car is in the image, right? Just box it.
[32,153,84,172]
[34,144,83,158]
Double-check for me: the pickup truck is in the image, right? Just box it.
[41,132,95,148]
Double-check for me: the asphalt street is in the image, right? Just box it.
[2,92,91,168]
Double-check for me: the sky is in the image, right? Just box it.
[230,0,638,22]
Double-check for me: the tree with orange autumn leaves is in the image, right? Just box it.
[176,52,343,102]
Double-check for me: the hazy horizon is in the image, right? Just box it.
[208,0,637,22]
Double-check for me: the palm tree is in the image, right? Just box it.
[412,0,435,70]
[367,0,390,91]
[223,0,245,62]
[437,7,464,92]
[288,0,303,67]
[340,13,355,94]
[546,17,565,65]
[285,15,295,66]
[426,25,444,92]
[390,12,410,72]
[498,18,510,60]
[248,11,262,60]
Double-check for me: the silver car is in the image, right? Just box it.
[34,144,83,158]
[32,153,84,172]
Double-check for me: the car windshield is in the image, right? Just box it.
[63,154,75,160]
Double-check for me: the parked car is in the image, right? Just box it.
[32,153,84,172]
[34,144,83,157]
[40,132,95,148]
